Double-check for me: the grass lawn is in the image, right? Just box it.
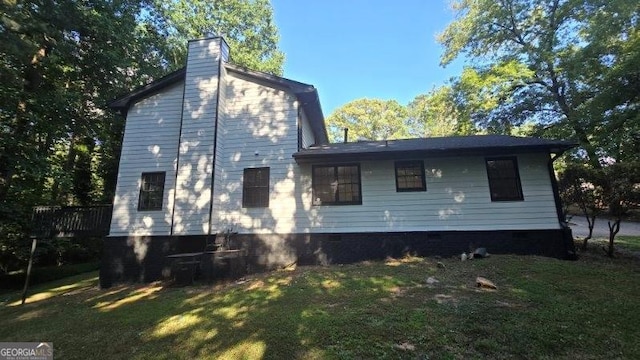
[614,236,640,252]
[1,253,639,359]
[581,235,640,254]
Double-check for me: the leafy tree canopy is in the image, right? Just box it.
[438,0,640,165]
[151,0,285,74]
[0,0,286,273]
[326,99,413,142]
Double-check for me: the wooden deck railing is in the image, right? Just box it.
[30,205,113,239]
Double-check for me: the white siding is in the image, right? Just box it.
[300,110,315,148]
[295,153,560,232]
[172,38,224,235]
[209,65,228,232]
[109,82,183,236]
[207,72,560,235]
[210,72,301,235]
[109,37,560,238]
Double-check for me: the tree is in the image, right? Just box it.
[150,0,285,74]
[559,162,640,256]
[598,163,640,257]
[326,99,412,142]
[0,0,167,272]
[0,0,290,273]
[408,86,475,137]
[439,0,640,166]
[558,164,601,250]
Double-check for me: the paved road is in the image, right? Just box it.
[568,216,640,238]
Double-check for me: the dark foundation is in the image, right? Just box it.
[100,228,574,288]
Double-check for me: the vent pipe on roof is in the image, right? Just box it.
[343,128,348,143]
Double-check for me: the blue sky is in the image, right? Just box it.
[271,0,465,117]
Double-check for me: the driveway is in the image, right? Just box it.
[568,216,640,238]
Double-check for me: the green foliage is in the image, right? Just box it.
[559,164,603,216]
[0,0,166,273]
[562,162,640,219]
[326,98,412,142]
[408,86,475,137]
[560,161,640,255]
[438,0,640,164]
[151,0,284,74]
[0,0,287,273]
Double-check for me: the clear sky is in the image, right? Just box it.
[271,0,465,117]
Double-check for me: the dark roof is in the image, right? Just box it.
[293,135,577,163]
[108,68,186,112]
[107,64,328,144]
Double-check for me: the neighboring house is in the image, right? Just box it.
[102,37,575,284]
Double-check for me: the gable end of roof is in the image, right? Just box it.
[106,64,328,144]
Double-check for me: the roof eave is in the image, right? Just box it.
[292,144,576,164]
[107,68,186,113]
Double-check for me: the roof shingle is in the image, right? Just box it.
[293,135,576,163]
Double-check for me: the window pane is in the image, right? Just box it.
[313,165,361,205]
[139,172,165,211]
[336,165,359,202]
[243,167,270,207]
[395,161,425,192]
[486,158,523,201]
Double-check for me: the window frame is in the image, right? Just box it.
[394,160,427,192]
[138,171,166,211]
[242,167,270,208]
[485,157,524,202]
[312,164,362,205]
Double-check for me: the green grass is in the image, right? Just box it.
[615,236,640,252]
[1,254,640,359]
[0,262,101,291]
[581,236,640,254]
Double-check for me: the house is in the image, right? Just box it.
[101,37,576,284]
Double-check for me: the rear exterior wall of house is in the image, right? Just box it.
[103,38,571,286]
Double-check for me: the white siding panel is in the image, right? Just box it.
[209,65,228,232]
[207,71,559,235]
[300,110,315,148]
[110,39,560,238]
[109,82,183,236]
[172,38,223,235]
[210,72,301,235]
[295,153,560,232]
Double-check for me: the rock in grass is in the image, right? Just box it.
[394,342,416,351]
[473,247,489,258]
[476,276,497,289]
[437,261,446,269]
[426,276,439,285]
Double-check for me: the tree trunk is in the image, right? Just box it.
[606,219,621,257]
[581,214,596,251]
[0,43,49,204]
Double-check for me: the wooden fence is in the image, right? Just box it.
[30,205,113,239]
